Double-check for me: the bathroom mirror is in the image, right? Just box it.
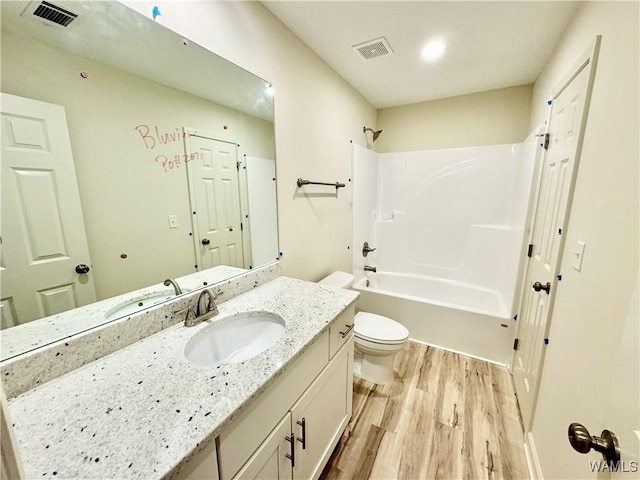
[0,1,278,359]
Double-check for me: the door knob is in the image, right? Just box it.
[75,264,90,274]
[568,423,620,468]
[532,281,551,294]
[201,238,210,245]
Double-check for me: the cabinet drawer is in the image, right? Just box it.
[329,306,354,358]
[218,331,329,480]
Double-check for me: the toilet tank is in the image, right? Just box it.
[318,271,354,289]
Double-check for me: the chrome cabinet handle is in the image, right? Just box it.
[339,324,354,338]
[285,433,295,467]
[296,418,306,450]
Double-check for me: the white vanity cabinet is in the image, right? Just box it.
[218,306,354,480]
[234,413,293,480]
[290,340,352,480]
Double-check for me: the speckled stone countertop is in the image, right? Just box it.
[8,276,358,479]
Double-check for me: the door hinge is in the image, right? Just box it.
[513,338,519,351]
[536,132,550,150]
[527,244,533,257]
[240,222,243,231]
[236,161,241,171]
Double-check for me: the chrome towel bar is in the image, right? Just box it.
[297,178,345,189]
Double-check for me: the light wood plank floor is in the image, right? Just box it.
[319,342,529,480]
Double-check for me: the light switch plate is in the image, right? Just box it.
[573,240,586,272]
[168,215,178,229]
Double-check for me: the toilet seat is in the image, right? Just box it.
[354,312,409,345]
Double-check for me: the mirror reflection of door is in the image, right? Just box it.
[185,131,246,270]
[0,93,97,328]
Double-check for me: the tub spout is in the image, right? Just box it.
[364,265,377,273]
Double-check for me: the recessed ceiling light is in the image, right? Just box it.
[422,40,446,61]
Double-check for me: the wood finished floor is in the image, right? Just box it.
[319,342,529,480]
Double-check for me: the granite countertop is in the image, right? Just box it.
[8,276,358,479]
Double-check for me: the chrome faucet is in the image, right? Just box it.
[175,288,222,327]
[163,278,183,295]
[364,265,377,273]
[196,288,219,320]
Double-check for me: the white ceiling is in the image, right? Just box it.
[262,1,581,109]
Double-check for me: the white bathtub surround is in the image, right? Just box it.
[351,140,537,364]
[7,276,359,479]
[0,263,281,400]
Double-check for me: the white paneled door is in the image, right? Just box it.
[512,39,600,429]
[0,93,96,329]
[185,131,244,270]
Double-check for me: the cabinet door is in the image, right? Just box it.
[233,413,293,480]
[175,440,219,480]
[291,340,353,480]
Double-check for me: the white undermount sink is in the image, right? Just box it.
[104,291,179,320]
[183,311,286,367]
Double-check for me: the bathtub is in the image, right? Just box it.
[353,272,514,365]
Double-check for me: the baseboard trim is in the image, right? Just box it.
[524,431,544,480]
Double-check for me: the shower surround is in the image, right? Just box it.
[352,136,538,365]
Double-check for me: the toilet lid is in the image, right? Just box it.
[354,312,409,344]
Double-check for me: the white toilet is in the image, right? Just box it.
[318,271,409,384]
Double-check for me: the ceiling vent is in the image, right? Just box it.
[28,0,78,27]
[352,37,394,61]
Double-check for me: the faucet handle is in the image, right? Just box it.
[212,287,224,300]
[174,306,196,326]
[362,242,376,257]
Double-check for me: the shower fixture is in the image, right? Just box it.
[363,127,383,143]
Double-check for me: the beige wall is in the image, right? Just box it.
[122,1,377,283]
[1,32,274,299]
[526,2,639,478]
[376,84,533,152]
